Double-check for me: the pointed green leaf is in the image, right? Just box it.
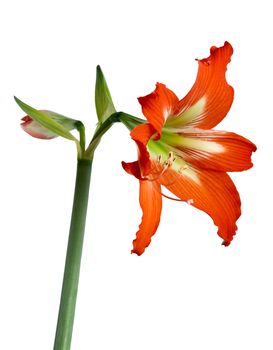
[15,97,77,141]
[95,65,116,123]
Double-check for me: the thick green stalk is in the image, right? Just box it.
[53,159,93,350]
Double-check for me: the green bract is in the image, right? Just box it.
[95,66,116,123]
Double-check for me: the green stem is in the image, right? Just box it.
[118,112,144,131]
[53,110,143,349]
[76,122,86,152]
[85,112,120,157]
[84,112,144,158]
[53,159,93,350]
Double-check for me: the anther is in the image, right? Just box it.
[164,151,175,167]
[147,151,176,182]
[179,164,189,173]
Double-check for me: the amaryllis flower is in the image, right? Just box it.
[122,42,256,256]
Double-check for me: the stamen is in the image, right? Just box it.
[178,164,189,173]
[143,151,176,182]
[143,166,169,182]
[164,151,175,166]
[158,190,195,205]
[161,192,184,202]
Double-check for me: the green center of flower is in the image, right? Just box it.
[147,133,200,184]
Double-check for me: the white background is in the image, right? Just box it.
[0,1,271,349]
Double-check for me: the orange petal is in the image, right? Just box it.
[130,123,156,144]
[127,123,157,177]
[132,179,162,255]
[163,128,257,172]
[157,163,241,245]
[166,42,234,129]
[122,161,142,179]
[138,83,179,137]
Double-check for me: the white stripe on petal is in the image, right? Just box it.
[166,97,206,127]
[172,158,200,184]
[181,167,200,184]
[181,138,225,153]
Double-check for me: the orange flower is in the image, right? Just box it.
[122,42,256,256]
